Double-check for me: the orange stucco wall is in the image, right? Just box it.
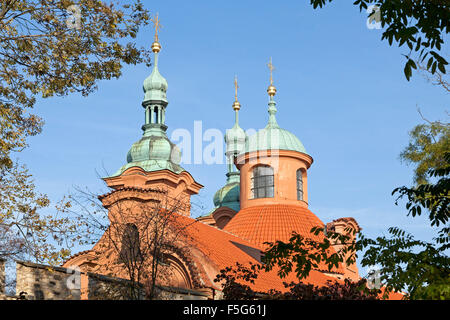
[236,150,313,209]
[103,167,203,216]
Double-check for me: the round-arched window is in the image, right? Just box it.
[119,223,142,264]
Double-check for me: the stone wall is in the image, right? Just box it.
[87,272,146,300]
[0,260,217,300]
[15,260,81,300]
[155,285,213,300]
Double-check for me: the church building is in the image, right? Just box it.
[63,20,361,299]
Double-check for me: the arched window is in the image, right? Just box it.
[154,106,159,123]
[251,165,274,199]
[119,223,142,264]
[297,169,303,201]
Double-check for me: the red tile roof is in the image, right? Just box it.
[223,204,345,275]
[174,213,341,292]
[224,205,326,249]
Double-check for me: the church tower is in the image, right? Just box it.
[223,58,319,244]
[222,59,360,280]
[206,77,247,228]
[103,14,203,216]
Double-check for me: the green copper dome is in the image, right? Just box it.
[212,172,240,212]
[112,124,184,176]
[143,52,168,104]
[225,122,246,155]
[241,97,307,155]
[109,40,185,178]
[244,126,307,154]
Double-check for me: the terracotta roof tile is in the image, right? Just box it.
[223,204,345,274]
[224,204,324,248]
[173,214,341,292]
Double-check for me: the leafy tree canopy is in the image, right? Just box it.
[0,0,152,265]
[258,153,450,299]
[310,0,449,81]
[400,117,449,185]
[0,0,151,169]
[214,262,381,300]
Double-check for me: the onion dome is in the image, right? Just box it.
[115,126,183,175]
[213,172,240,212]
[226,122,246,156]
[142,42,168,104]
[109,15,185,177]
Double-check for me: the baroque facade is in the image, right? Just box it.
[62,30,363,299]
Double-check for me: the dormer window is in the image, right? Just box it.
[251,165,274,199]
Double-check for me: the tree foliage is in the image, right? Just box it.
[0,0,151,265]
[365,152,450,299]
[310,0,449,81]
[214,262,380,300]
[400,118,449,185]
[257,153,449,299]
[0,162,81,264]
[262,227,356,280]
[394,152,450,230]
[0,0,150,168]
[216,152,449,299]
[359,227,449,300]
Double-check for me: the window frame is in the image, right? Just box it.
[296,169,304,201]
[250,165,274,199]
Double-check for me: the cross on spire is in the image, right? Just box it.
[151,13,162,42]
[267,57,275,85]
[232,75,241,111]
[234,75,239,101]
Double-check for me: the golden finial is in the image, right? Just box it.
[234,75,239,101]
[267,57,277,97]
[232,75,241,111]
[267,57,275,85]
[151,13,162,53]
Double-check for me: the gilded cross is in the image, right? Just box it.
[234,75,239,101]
[267,57,275,85]
[151,13,162,42]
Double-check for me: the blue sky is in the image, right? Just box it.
[19,1,448,271]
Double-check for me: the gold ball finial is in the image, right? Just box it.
[151,41,161,53]
[151,13,162,53]
[267,84,277,97]
[266,57,276,97]
[233,75,241,110]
